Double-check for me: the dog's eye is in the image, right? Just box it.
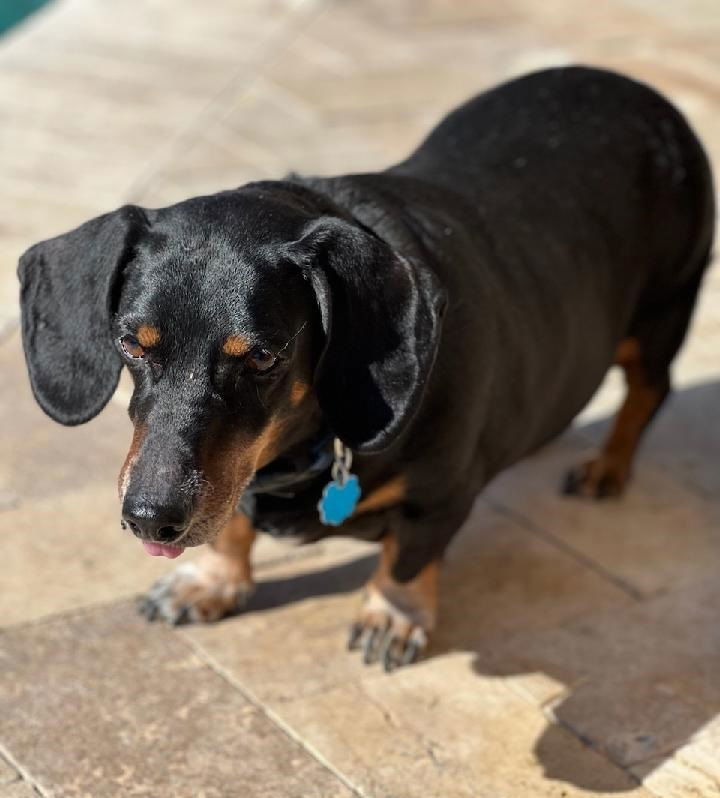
[119,334,145,359]
[246,346,278,374]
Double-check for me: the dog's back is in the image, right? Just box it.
[378,66,715,468]
[399,69,712,226]
[302,67,714,482]
[396,65,714,288]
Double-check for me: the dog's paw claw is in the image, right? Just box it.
[349,586,431,670]
[169,605,191,627]
[561,468,582,496]
[562,457,628,500]
[380,631,424,672]
[139,562,254,626]
[137,596,159,622]
[347,622,364,651]
[361,626,383,665]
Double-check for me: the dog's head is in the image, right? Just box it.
[18,182,445,555]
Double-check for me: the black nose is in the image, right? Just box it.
[122,501,188,544]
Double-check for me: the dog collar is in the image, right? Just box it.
[246,428,334,497]
[243,432,362,527]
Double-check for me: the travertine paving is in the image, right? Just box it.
[1,0,719,796]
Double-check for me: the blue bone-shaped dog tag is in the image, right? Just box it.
[318,474,361,526]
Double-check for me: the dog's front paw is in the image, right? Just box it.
[138,552,254,625]
[348,583,433,672]
[562,454,630,499]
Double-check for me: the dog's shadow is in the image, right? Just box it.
[244,379,720,792]
[245,554,377,612]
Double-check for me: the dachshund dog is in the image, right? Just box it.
[18,67,714,670]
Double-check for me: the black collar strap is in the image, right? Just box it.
[245,428,334,498]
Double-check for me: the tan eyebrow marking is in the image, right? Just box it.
[222,335,251,357]
[136,324,160,348]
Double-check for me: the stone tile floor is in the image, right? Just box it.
[1,0,719,795]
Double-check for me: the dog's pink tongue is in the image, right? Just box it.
[141,541,185,559]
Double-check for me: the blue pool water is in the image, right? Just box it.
[0,0,51,35]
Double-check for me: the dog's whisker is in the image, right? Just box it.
[278,320,307,354]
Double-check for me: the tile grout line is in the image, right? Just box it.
[0,546,352,633]
[1,595,364,794]
[0,743,49,798]
[0,595,133,635]
[539,687,684,785]
[500,650,661,788]
[122,0,332,206]
[544,697,720,796]
[178,631,367,798]
[545,713,648,790]
[482,644,650,788]
[484,497,645,601]
[480,491,709,788]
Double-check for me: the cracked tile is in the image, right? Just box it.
[276,654,650,798]
[472,577,720,776]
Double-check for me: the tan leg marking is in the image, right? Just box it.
[564,337,669,498]
[139,512,257,624]
[349,534,438,670]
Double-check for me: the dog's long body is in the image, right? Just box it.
[254,66,714,568]
[19,67,715,668]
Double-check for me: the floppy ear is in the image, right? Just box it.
[17,205,148,426]
[289,217,446,453]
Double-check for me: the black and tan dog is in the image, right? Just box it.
[18,67,714,670]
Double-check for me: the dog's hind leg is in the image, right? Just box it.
[563,266,708,499]
[563,337,670,498]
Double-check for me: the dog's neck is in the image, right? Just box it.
[246,425,334,499]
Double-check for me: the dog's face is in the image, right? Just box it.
[114,193,324,551]
[18,182,445,555]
